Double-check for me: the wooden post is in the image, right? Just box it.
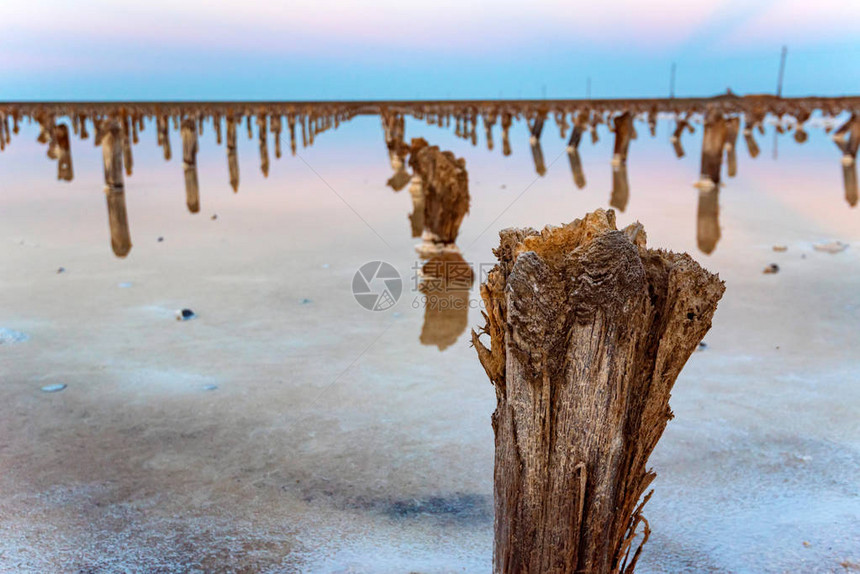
[408,138,470,257]
[98,119,132,258]
[472,209,724,574]
[227,115,240,193]
[699,108,727,189]
[181,118,200,213]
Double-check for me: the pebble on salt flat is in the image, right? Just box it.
[157,237,164,242]
[697,341,708,351]
[813,241,849,254]
[176,309,197,321]
[772,245,788,252]
[41,383,67,393]
[57,267,66,274]
[300,298,312,305]
[763,263,780,274]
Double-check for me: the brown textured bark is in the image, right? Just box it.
[408,138,470,247]
[472,209,724,574]
[700,109,727,187]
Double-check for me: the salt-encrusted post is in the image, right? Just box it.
[472,209,724,574]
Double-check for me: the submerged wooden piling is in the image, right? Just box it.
[472,209,724,574]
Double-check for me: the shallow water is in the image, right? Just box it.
[0,111,859,573]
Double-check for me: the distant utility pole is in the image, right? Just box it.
[586,77,591,100]
[776,46,787,97]
[670,62,676,99]
[774,46,788,159]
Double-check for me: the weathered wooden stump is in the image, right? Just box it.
[472,209,724,574]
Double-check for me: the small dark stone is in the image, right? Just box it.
[57,267,66,274]
[300,298,312,305]
[763,263,780,274]
[211,214,218,221]
[697,341,708,351]
[157,237,164,242]
[176,308,196,321]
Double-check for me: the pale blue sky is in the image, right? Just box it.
[2,0,858,100]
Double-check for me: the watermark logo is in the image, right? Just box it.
[352,261,403,311]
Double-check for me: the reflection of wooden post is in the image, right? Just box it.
[408,174,425,238]
[501,112,512,157]
[725,117,740,178]
[288,114,297,156]
[472,209,724,574]
[157,115,171,160]
[697,186,721,254]
[610,163,630,212]
[567,148,586,189]
[484,112,497,151]
[54,124,73,181]
[530,141,547,176]
[226,115,240,193]
[671,114,692,158]
[214,113,222,145]
[257,114,270,177]
[122,116,134,176]
[834,114,860,207]
[699,109,727,188]
[181,118,200,213]
[793,109,810,144]
[419,251,473,350]
[100,120,132,258]
[271,114,282,159]
[743,111,763,159]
